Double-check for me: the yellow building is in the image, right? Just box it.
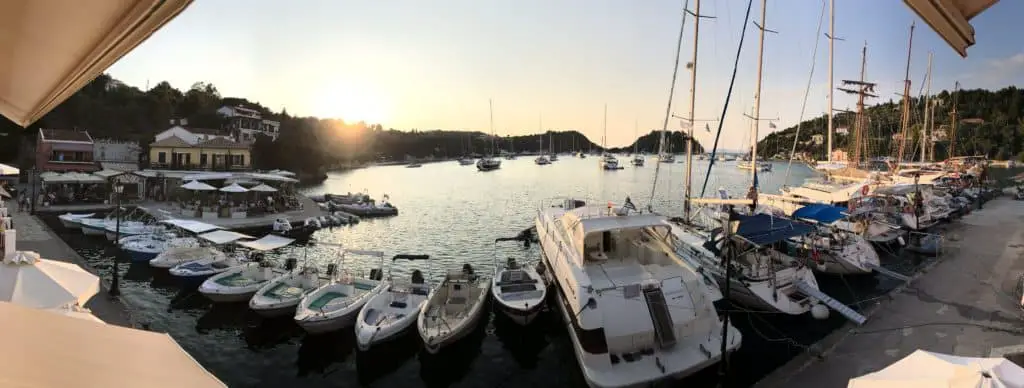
[149,135,251,171]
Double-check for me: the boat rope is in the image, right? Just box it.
[699,0,754,198]
[647,0,690,211]
[783,0,827,185]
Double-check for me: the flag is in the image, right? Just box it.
[624,196,637,211]
[705,123,711,132]
[769,122,777,129]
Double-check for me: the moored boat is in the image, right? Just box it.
[198,234,296,302]
[355,254,432,351]
[295,247,387,334]
[417,263,489,354]
[58,212,94,229]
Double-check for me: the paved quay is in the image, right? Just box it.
[756,197,1024,387]
[8,208,134,327]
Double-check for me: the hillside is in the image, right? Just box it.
[757,86,1024,162]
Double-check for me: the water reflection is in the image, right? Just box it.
[298,331,356,377]
[196,302,252,333]
[355,330,421,386]
[418,310,489,388]
[243,316,304,350]
[492,310,550,369]
[124,261,154,282]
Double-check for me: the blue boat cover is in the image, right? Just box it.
[792,204,848,224]
[734,214,814,245]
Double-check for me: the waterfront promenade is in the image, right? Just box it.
[9,209,134,327]
[756,197,1024,387]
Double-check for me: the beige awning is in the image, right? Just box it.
[903,0,999,57]
[0,0,194,127]
[0,301,225,388]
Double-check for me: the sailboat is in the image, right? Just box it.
[457,133,475,165]
[631,119,645,166]
[505,135,516,160]
[548,132,558,161]
[476,99,502,171]
[600,105,622,170]
[534,133,550,165]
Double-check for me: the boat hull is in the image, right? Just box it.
[296,311,359,334]
[250,302,299,318]
[125,249,160,263]
[356,313,417,351]
[80,223,107,236]
[495,300,543,326]
[202,288,257,303]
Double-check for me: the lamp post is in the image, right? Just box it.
[109,181,124,297]
[29,168,36,215]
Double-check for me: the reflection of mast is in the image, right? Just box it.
[895,22,915,168]
[837,42,876,166]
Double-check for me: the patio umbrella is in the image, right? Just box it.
[0,185,10,198]
[45,304,104,323]
[249,183,278,192]
[181,180,217,191]
[848,349,1024,387]
[0,250,100,309]
[219,183,248,193]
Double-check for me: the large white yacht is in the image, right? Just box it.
[536,198,740,388]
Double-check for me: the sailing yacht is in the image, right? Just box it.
[600,105,621,170]
[477,99,502,171]
[536,198,741,387]
[534,134,550,165]
[631,120,644,166]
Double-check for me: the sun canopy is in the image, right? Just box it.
[0,163,19,176]
[41,172,105,184]
[246,172,299,183]
[734,214,814,245]
[197,230,254,245]
[0,301,225,388]
[0,251,100,309]
[235,234,295,251]
[267,169,297,177]
[0,1,194,127]
[792,204,848,224]
[848,349,1024,387]
[903,0,999,57]
[160,219,222,235]
[218,183,248,193]
[181,180,217,191]
[182,172,233,182]
[248,183,278,192]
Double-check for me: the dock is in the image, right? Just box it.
[8,208,134,328]
[755,197,1024,387]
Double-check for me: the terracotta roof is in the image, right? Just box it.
[150,135,192,148]
[196,137,249,149]
[181,126,222,136]
[39,129,92,143]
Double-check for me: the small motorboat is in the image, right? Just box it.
[406,163,422,168]
[272,218,320,240]
[198,234,297,302]
[490,256,546,326]
[119,233,198,262]
[335,199,399,218]
[295,247,387,334]
[417,263,489,354]
[457,158,475,166]
[168,247,247,288]
[149,229,253,269]
[78,217,111,237]
[105,221,165,242]
[58,213,95,229]
[249,264,325,318]
[355,254,433,351]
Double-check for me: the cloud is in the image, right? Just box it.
[957,52,1024,88]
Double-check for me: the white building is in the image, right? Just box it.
[217,105,280,142]
[93,139,141,171]
[155,119,234,146]
[811,134,824,145]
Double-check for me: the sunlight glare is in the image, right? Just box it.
[312,82,389,124]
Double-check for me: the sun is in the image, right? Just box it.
[311,84,389,124]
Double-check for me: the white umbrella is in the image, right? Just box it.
[218,183,248,193]
[45,304,104,324]
[181,180,217,191]
[848,349,1024,388]
[248,183,278,192]
[0,251,100,309]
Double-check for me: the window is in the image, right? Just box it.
[200,154,208,166]
[158,152,166,163]
[185,153,192,165]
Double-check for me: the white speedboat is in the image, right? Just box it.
[120,233,198,263]
[149,229,253,269]
[536,198,742,388]
[104,221,165,242]
[295,248,387,334]
[168,248,247,288]
[249,265,325,318]
[78,217,111,237]
[355,254,433,351]
[476,157,501,171]
[631,154,645,166]
[417,264,489,354]
[491,236,546,326]
[58,212,94,229]
[198,234,296,302]
[661,153,677,163]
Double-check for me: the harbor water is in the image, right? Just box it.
[43,157,927,388]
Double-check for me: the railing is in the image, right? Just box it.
[148,162,250,171]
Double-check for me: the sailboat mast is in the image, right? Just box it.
[634,119,639,154]
[827,0,835,163]
[896,22,915,168]
[684,0,702,219]
[921,52,932,163]
[603,104,608,153]
[949,82,960,158]
[749,0,767,185]
[489,98,495,156]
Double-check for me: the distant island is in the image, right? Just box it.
[0,74,706,177]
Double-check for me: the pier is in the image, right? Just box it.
[756,197,1024,387]
[8,209,134,327]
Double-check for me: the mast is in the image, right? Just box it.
[603,104,608,154]
[921,52,932,163]
[684,0,702,219]
[634,119,639,154]
[539,114,543,154]
[949,81,960,158]
[827,0,835,163]
[837,43,876,166]
[896,22,915,168]
[489,99,495,156]
[749,0,768,186]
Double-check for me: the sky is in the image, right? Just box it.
[108,0,1024,149]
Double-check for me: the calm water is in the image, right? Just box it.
[45,157,926,388]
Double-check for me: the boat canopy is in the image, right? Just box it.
[561,207,667,235]
[160,219,222,235]
[235,234,295,251]
[792,204,848,224]
[734,214,814,245]
[344,249,385,258]
[198,230,254,245]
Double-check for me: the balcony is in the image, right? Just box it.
[148,162,250,172]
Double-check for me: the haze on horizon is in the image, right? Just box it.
[108,0,1024,149]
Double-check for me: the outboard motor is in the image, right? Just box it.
[411,269,425,284]
[506,257,519,269]
[250,252,265,263]
[326,263,337,276]
[462,263,475,278]
[369,268,383,281]
[285,257,298,271]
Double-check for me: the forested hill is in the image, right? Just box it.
[607,130,705,154]
[756,86,1024,162]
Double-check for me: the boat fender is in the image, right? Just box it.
[811,304,830,320]
[369,268,382,281]
[285,257,298,271]
[326,263,337,276]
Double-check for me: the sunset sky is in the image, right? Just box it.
[108,0,1024,149]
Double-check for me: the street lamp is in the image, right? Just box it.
[109,181,124,297]
[29,168,36,215]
